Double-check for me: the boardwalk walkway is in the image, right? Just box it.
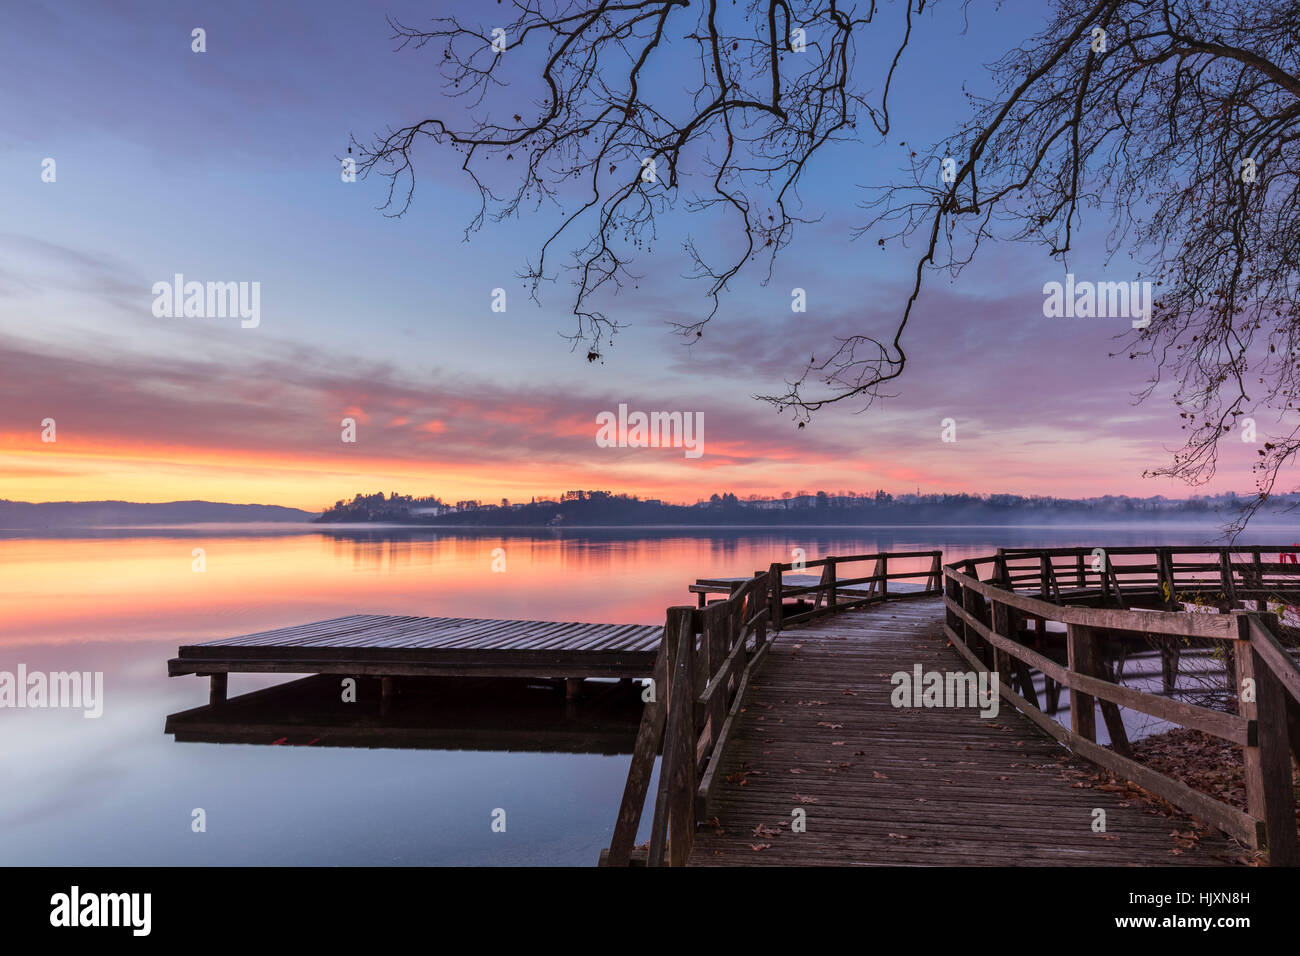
[689,597,1243,866]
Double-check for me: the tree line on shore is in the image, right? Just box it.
[315,489,1293,526]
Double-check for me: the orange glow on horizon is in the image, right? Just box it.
[0,423,1211,509]
[2,436,946,510]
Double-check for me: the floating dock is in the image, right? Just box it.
[169,614,663,702]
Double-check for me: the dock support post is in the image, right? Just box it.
[1091,630,1131,757]
[209,673,227,706]
[1160,640,1180,695]
[1044,676,1061,715]
[566,678,584,700]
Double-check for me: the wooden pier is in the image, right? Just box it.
[601,547,1300,867]
[167,559,939,702]
[169,614,663,703]
[690,597,1239,865]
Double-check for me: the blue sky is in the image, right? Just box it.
[0,0,1263,508]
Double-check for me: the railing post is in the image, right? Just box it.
[826,557,837,609]
[961,580,991,668]
[647,606,693,866]
[1252,551,1266,611]
[994,553,1010,590]
[644,608,696,868]
[1066,624,1098,743]
[880,554,888,600]
[1220,549,1238,607]
[944,568,962,634]
[769,562,784,632]
[1155,548,1170,605]
[1235,615,1298,866]
[813,561,832,613]
[604,641,668,866]
[706,604,728,746]
[668,609,698,867]
[989,598,1011,684]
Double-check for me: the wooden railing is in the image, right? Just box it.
[767,550,943,628]
[600,571,773,866]
[600,550,942,866]
[992,544,1300,610]
[944,548,1300,866]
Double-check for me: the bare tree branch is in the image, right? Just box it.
[354,0,931,357]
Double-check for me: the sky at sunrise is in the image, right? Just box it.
[0,0,1269,510]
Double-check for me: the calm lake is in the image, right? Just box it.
[0,523,1286,865]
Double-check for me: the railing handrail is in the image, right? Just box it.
[952,545,1300,615]
[771,550,943,628]
[996,544,1300,555]
[772,549,942,572]
[949,565,1239,638]
[942,547,1299,866]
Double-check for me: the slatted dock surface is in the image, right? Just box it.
[689,597,1245,866]
[169,614,663,679]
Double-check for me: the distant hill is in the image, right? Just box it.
[0,500,318,528]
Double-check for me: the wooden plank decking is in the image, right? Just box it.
[169,614,663,680]
[689,597,1245,866]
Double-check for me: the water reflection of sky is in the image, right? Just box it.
[0,525,1270,864]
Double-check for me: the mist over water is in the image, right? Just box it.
[0,524,1282,865]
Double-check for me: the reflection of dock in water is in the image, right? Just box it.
[164,674,646,755]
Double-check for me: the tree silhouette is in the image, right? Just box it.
[356,0,1300,530]
[355,0,926,355]
[842,0,1300,534]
